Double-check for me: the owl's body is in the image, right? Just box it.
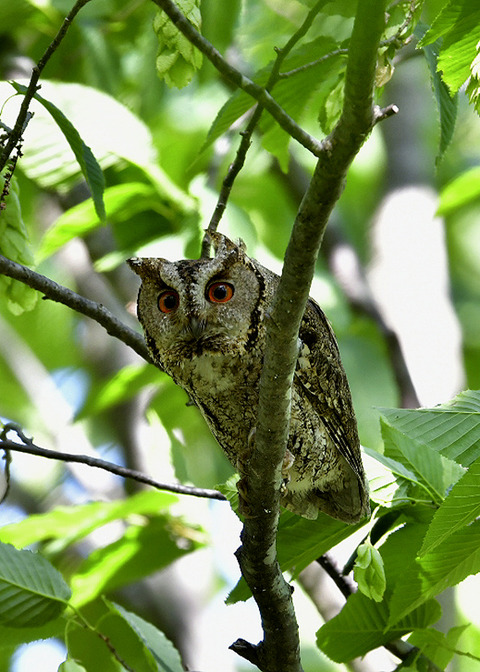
[128,234,369,522]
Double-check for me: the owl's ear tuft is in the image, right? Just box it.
[207,232,246,261]
[127,257,145,277]
[127,257,164,280]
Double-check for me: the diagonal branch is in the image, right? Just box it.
[203,0,329,247]
[150,0,322,157]
[0,255,151,363]
[0,425,226,502]
[232,1,390,671]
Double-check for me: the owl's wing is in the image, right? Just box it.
[295,298,365,482]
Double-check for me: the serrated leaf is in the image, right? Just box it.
[111,602,184,672]
[420,27,458,162]
[0,542,71,627]
[419,456,480,556]
[11,82,105,221]
[408,625,475,669]
[381,421,466,504]
[318,521,440,661]
[388,518,480,627]
[316,592,440,662]
[418,0,480,94]
[379,390,480,467]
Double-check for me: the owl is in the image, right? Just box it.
[128,233,369,523]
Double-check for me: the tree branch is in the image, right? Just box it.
[0,255,151,363]
[150,0,322,157]
[0,0,93,173]
[202,0,328,250]
[232,2,389,671]
[0,424,226,502]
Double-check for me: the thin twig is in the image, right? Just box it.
[0,425,226,501]
[0,0,93,173]
[150,0,322,157]
[0,255,151,364]
[202,0,329,247]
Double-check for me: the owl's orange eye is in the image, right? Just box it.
[158,290,179,313]
[207,281,234,304]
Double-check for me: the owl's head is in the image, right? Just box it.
[128,234,274,363]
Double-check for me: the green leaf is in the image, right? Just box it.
[316,592,440,663]
[0,616,66,651]
[419,26,458,162]
[409,625,476,669]
[78,364,163,419]
[388,518,480,626]
[66,611,152,672]
[38,182,163,260]
[381,421,466,504]
[419,456,480,555]
[112,602,185,672]
[418,0,480,94]
[0,542,71,627]
[0,490,178,553]
[70,515,203,606]
[437,166,480,215]
[58,661,88,672]
[379,390,480,467]
[354,541,386,602]
[0,174,37,314]
[153,0,203,88]
[317,521,440,662]
[10,82,106,221]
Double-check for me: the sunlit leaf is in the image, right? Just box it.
[0,175,37,314]
[0,491,178,552]
[408,625,475,669]
[0,542,71,627]
[38,183,163,260]
[388,519,480,626]
[418,0,480,94]
[379,390,480,467]
[437,166,480,215]
[70,515,203,606]
[316,592,440,662]
[419,456,480,555]
[419,26,458,162]
[381,421,466,504]
[10,82,105,221]
[78,363,163,419]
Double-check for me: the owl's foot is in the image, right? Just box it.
[280,448,295,494]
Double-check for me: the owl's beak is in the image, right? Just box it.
[188,316,206,340]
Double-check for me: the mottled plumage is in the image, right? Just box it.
[128,233,369,522]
